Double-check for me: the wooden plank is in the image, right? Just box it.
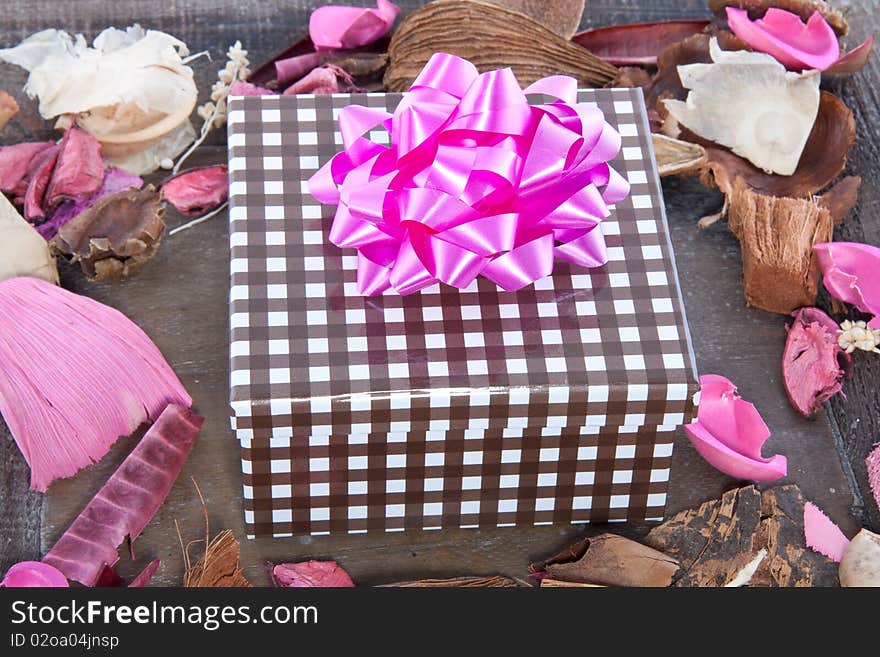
[0,0,874,584]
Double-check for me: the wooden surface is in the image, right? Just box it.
[0,0,877,585]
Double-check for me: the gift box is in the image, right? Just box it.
[227,86,698,538]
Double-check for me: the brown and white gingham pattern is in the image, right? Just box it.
[227,88,698,537]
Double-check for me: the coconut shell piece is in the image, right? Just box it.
[708,0,848,36]
[380,576,521,587]
[184,530,251,588]
[51,187,165,281]
[572,20,711,66]
[727,178,833,314]
[839,529,880,587]
[487,0,585,39]
[530,534,679,587]
[384,0,617,92]
[653,134,708,177]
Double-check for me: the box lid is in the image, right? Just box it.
[227,88,698,440]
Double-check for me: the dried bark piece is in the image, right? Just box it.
[0,90,19,130]
[380,576,521,587]
[726,178,834,314]
[818,176,861,224]
[646,485,839,586]
[185,530,251,588]
[384,0,617,92]
[572,20,711,66]
[530,534,679,587]
[708,0,848,36]
[486,1,584,39]
[653,134,707,177]
[839,529,880,587]
[52,187,165,281]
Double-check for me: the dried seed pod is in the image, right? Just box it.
[51,187,165,281]
[572,19,711,66]
[707,0,848,36]
[653,134,708,177]
[486,0,585,39]
[384,0,617,92]
[839,529,880,587]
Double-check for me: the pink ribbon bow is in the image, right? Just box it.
[308,53,630,296]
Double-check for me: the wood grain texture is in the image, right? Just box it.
[0,0,875,585]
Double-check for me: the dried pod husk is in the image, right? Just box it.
[380,575,521,587]
[384,0,617,92]
[184,530,251,588]
[653,134,708,177]
[839,529,880,587]
[707,0,848,36]
[826,35,875,76]
[486,0,585,39]
[531,534,679,587]
[572,19,711,66]
[51,187,165,281]
[727,178,834,314]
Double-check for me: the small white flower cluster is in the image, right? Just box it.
[838,319,880,354]
[196,41,251,129]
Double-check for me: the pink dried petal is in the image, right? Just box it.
[726,7,840,71]
[42,404,202,586]
[571,20,711,66]
[867,443,880,514]
[128,559,161,587]
[309,0,399,50]
[783,309,846,417]
[1,561,68,587]
[161,165,228,217]
[271,561,355,587]
[683,374,787,482]
[0,141,56,193]
[804,501,849,562]
[44,126,104,208]
[814,241,880,330]
[228,81,273,96]
[23,145,58,222]
[0,277,192,491]
[283,64,358,95]
[826,34,875,76]
[275,52,323,86]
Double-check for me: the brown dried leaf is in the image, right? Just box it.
[384,0,617,92]
[184,530,251,588]
[653,134,707,177]
[531,534,679,587]
[572,20,711,66]
[0,90,19,131]
[727,178,833,314]
[485,0,584,39]
[707,0,848,36]
[380,575,522,587]
[51,187,165,281]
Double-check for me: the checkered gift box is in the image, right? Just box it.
[227,88,698,538]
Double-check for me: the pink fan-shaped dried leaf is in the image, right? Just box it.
[310,0,399,50]
[0,277,192,491]
[804,501,849,562]
[814,242,880,330]
[271,561,355,587]
[867,443,880,514]
[683,374,787,482]
[1,561,68,587]
[726,7,840,70]
[783,308,846,417]
[42,404,202,586]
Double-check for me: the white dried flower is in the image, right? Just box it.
[196,101,215,122]
[838,319,880,354]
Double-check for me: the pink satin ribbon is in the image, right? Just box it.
[308,53,630,296]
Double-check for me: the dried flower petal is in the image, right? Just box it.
[22,144,58,222]
[44,127,104,208]
[127,560,161,588]
[161,165,228,217]
[0,193,58,284]
[228,81,273,96]
[839,529,880,587]
[0,90,19,130]
[0,277,191,490]
[708,0,848,36]
[684,374,787,482]
[783,307,846,417]
[42,404,202,585]
[1,561,68,587]
[803,501,849,562]
[826,35,875,76]
[814,242,880,330]
[664,38,820,175]
[572,20,711,66]
[283,64,359,95]
[52,187,165,281]
[270,561,355,587]
[310,0,400,50]
[0,141,55,194]
[726,7,839,71]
